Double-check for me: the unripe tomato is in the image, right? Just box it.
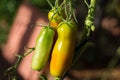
[31,27,54,71]
[48,7,65,30]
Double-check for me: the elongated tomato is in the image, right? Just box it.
[32,27,54,71]
[50,21,77,77]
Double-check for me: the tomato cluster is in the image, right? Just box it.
[31,0,78,79]
[5,0,96,79]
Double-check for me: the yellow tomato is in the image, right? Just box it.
[50,21,77,77]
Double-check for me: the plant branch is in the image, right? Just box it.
[4,48,35,80]
[84,0,96,36]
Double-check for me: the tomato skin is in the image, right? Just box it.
[50,21,77,77]
[48,7,64,30]
[31,27,54,71]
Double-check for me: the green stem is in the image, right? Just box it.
[23,47,35,57]
[55,77,61,80]
[63,0,75,21]
[47,0,54,8]
[55,0,59,8]
[4,48,35,79]
[84,0,90,8]
[35,23,45,27]
[72,9,78,23]
[64,0,68,20]
[85,0,96,36]
[59,0,65,8]
[73,42,89,66]
[75,0,96,51]
[88,0,96,20]
[39,75,48,80]
[68,1,72,21]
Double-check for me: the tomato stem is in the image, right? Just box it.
[84,0,96,36]
[59,0,65,8]
[63,0,77,22]
[55,77,61,80]
[35,23,46,27]
[64,0,68,20]
[23,47,35,57]
[74,0,96,60]
[84,0,90,8]
[55,0,59,8]
[39,75,48,80]
[47,0,54,8]
[68,1,72,21]
[4,48,35,79]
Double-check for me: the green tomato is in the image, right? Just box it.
[31,27,54,71]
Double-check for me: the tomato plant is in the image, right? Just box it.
[4,0,97,80]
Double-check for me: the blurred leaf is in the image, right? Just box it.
[0,27,8,43]
[117,46,120,55]
[0,0,22,25]
[0,0,22,43]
